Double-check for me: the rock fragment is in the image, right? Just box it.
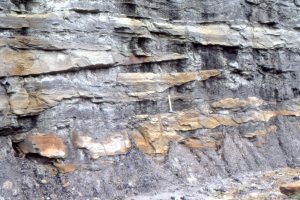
[53,163,76,174]
[0,48,115,77]
[243,126,278,139]
[73,133,131,159]
[179,137,222,149]
[2,180,13,190]
[17,133,67,159]
[280,181,300,195]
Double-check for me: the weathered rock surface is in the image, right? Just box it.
[16,133,67,159]
[1,0,300,199]
[72,132,131,159]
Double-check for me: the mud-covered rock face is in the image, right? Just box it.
[0,0,300,199]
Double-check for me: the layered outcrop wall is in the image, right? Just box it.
[1,0,300,199]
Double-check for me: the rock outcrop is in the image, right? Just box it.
[1,0,300,199]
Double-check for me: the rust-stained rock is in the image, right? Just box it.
[133,111,200,154]
[133,107,300,155]
[280,181,300,195]
[137,124,182,154]
[17,133,67,159]
[6,78,99,115]
[211,97,264,109]
[0,48,115,77]
[9,87,81,115]
[133,129,223,154]
[53,163,76,174]
[0,46,187,78]
[176,111,203,130]
[199,70,222,80]
[73,133,131,159]
[132,131,160,154]
[243,126,278,139]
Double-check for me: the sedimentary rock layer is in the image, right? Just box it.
[1,0,300,199]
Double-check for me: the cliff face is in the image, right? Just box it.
[1,0,300,199]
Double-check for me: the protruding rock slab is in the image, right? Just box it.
[118,70,221,85]
[9,87,81,115]
[73,133,131,159]
[280,181,300,195]
[0,48,115,77]
[17,133,67,159]
[118,70,221,98]
[121,53,187,65]
[211,97,264,109]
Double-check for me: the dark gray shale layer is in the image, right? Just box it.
[0,0,300,199]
